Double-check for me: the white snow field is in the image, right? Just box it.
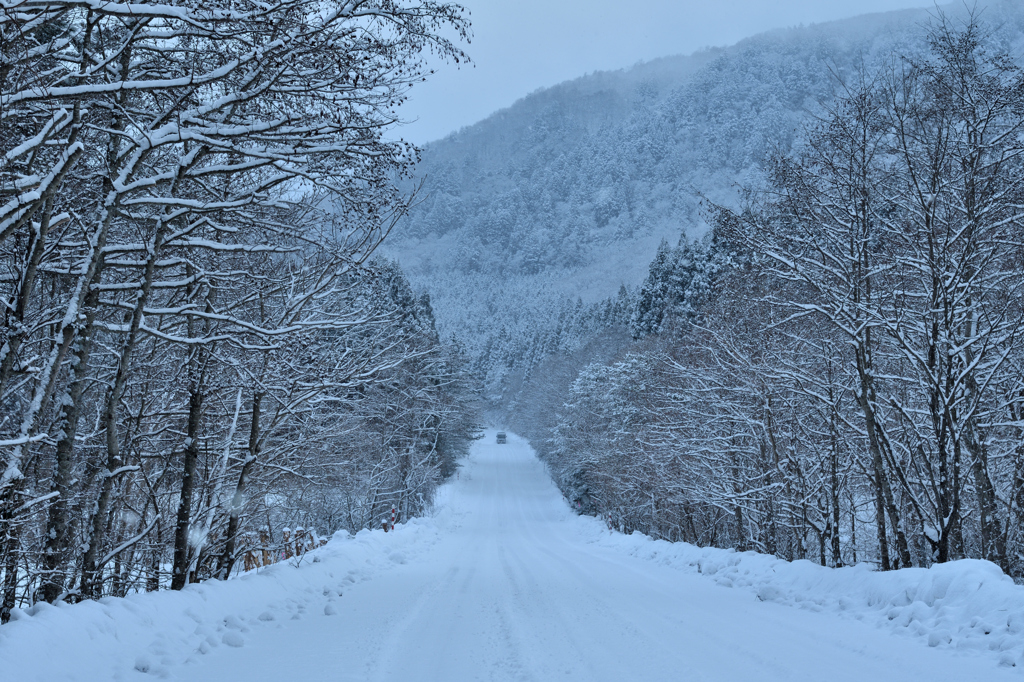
[3,431,1024,681]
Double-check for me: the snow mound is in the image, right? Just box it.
[577,518,1024,668]
[0,517,444,681]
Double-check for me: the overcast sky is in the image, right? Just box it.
[396,0,933,144]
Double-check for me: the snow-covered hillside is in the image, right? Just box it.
[3,433,1023,680]
[385,1,1024,372]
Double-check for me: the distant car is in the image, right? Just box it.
[496,432,507,444]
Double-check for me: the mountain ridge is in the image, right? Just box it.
[383,1,1024,384]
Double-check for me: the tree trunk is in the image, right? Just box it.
[41,279,101,602]
[966,427,1006,570]
[217,391,263,579]
[0,495,22,623]
[171,383,204,590]
[1003,425,1024,577]
[830,434,843,567]
[80,226,165,598]
[855,346,912,569]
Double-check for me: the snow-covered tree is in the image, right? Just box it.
[0,0,473,620]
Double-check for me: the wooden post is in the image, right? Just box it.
[259,527,271,567]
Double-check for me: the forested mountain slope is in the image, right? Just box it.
[386,3,1024,388]
[494,5,1024,580]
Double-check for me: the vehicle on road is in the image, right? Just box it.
[496,432,507,444]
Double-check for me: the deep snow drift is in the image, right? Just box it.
[1,431,1021,681]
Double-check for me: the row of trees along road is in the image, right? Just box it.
[543,14,1024,577]
[0,0,475,621]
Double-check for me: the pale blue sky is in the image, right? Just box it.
[397,0,933,144]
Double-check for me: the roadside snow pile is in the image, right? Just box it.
[0,517,444,681]
[577,517,1024,668]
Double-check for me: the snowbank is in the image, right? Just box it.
[574,515,1024,668]
[0,516,446,680]
[4,447,1024,678]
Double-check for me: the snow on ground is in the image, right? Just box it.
[1,430,1022,681]
[0,514,446,680]
[580,521,1024,667]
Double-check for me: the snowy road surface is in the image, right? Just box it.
[3,431,1019,680]
[173,433,1016,681]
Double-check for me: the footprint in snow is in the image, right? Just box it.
[222,631,245,648]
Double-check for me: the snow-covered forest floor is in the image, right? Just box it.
[2,432,1021,681]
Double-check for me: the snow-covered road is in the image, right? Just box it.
[181,433,1013,681]
[3,431,1018,680]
